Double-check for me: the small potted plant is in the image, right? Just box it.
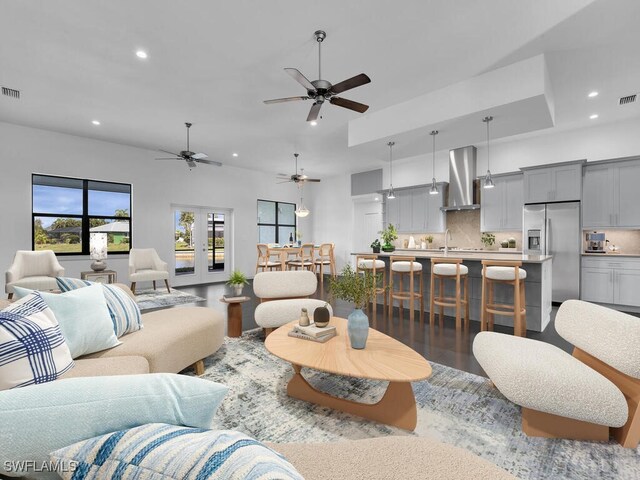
[481,232,496,250]
[425,235,434,249]
[227,270,249,296]
[370,239,381,253]
[379,224,398,252]
[329,265,378,349]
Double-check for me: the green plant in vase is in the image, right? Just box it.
[370,239,381,253]
[227,270,249,296]
[481,232,496,250]
[379,224,398,252]
[329,265,379,349]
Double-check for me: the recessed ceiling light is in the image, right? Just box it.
[310,121,318,126]
[588,91,599,98]
[136,50,148,59]
[374,196,380,201]
[590,114,599,120]
[91,120,100,125]
[232,153,238,157]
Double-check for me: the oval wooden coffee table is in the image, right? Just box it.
[265,317,432,430]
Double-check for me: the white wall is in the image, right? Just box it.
[0,122,309,293]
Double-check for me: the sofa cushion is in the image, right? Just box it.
[50,424,303,480]
[253,271,317,299]
[255,299,333,329]
[473,331,628,427]
[82,307,224,373]
[0,374,228,479]
[14,284,120,359]
[130,269,170,281]
[60,356,149,379]
[56,277,142,337]
[556,299,640,379]
[0,292,74,390]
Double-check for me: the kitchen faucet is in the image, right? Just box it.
[444,229,452,255]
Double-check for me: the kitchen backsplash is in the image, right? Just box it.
[396,210,523,250]
[583,229,640,254]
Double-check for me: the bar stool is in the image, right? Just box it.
[356,254,387,314]
[481,260,527,337]
[388,256,424,324]
[429,258,469,330]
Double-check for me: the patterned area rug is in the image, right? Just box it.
[187,331,640,480]
[135,289,205,311]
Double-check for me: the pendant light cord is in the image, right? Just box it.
[430,130,438,178]
[387,141,395,186]
[483,116,493,171]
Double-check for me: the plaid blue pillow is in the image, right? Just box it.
[50,423,303,480]
[56,278,142,337]
[0,292,74,390]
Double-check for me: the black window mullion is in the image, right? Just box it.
[82,180,89,255]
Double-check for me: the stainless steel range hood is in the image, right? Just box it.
[442,146,480,211]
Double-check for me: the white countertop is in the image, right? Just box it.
[353,251,552,263]
[582,253,640,258]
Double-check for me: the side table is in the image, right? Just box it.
[220,296,251,337]
[81,270,117,284]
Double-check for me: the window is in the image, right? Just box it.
[257,200,296,244]
[32,174,132,255]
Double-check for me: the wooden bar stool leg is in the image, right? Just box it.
[388,270,394,320]
[383,269,388,316]
[464,275,470,329]
[419,272,424,325]
[514,278,522,337]
[438,278,444,324]
[429,271,436,327]
[399,273,404,322]
[409,271,415,325]
[480,268,486,331]
[521,280,527,336]
[455,274,461,330]
[488,280,495,331]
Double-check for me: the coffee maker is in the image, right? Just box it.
[585,232,606,253]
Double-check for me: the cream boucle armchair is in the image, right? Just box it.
[128,248,170,294]
[5,250,65,299]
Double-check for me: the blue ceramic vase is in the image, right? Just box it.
[347,308,369,349]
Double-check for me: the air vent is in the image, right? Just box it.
[619,94,637,105]
[1,86,20,99]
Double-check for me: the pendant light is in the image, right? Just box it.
[483,116,495,189]
[429,130,439,195]
[387,141,396,199]
[295,185,310,217]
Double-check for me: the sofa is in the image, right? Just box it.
[0,283,225,378]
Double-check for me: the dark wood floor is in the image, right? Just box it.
[177,278,572,378]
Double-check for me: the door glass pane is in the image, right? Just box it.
[258,200,276,224]
[208,213,225,271]
[279,226,296,245]
[175,210,195,275]
[34,216,83,253]
[259,226,276,244]
[279,203,296,225]
[89,218,130,252]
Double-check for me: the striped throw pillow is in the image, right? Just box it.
[0,292,74,390]
[56,278,142,337]
[50,423,303,480]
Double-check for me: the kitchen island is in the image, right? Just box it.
[352,250,553,332]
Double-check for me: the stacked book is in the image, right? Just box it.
[288,323,337,343]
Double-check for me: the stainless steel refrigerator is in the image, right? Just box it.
[523,202,581,303]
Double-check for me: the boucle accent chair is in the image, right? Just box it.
[474,332,627,441]
[555,299,640,448]
[254,270,332,336]
[5,250,64,299]
[128,248,170,294]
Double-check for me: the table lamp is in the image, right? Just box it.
[90,233,108,271]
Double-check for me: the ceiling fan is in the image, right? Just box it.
[277,153,321,184]
[264,30,371,122]
[156,123,222,169]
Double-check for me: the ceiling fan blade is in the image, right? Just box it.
[155,157,181,160]
[195,158,223,167]
[307,102,322,122]
[284,68,316,92]
[277,180,293,184]
[159,149,181,156]
[191,153,208,160]
[330,96,369,113]
[305,179,321,182]
[264,96,309,104]
[330,73,371,95]
[187,160,197,169]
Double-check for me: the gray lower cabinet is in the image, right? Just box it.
[480,173,523,232]
[581,256,640,307]
[583,157,640,228]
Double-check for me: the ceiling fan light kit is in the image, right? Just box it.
[482,116,495,189]
[264,30,371,122]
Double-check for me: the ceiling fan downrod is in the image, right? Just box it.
[315,30,326,80]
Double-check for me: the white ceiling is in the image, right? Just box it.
[1,0,639,178]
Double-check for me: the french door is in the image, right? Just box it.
[172,206,231,285]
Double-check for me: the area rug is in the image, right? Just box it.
[135,289,205,311]
[186,331,640,480]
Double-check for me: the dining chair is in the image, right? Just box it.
[314,243,336,288]
[284,246,303,270]
[265,245,284,271]
[287,243,315,271]
[256,244,281,273]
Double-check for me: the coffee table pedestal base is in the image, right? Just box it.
[287,364,418,430]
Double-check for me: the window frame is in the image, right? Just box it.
[32,174,132,256]
[257,199,297,244]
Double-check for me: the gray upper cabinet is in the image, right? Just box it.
[383,184,446,233]
[583,158,640,228]
[480,173,523,232]
[522,162,583,204]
